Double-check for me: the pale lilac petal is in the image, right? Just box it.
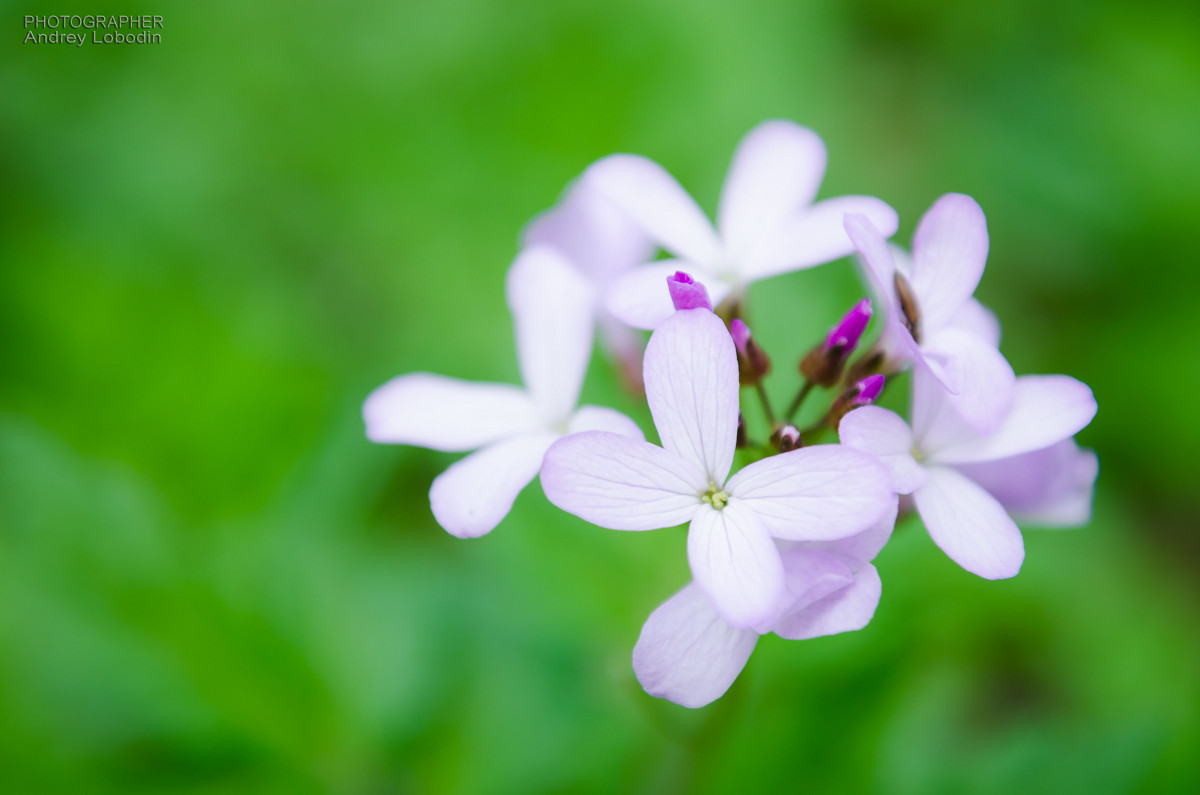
[688,502,786,628]
[845,213,919,363]
[585,154,722,267]
[724,446,892,541]
[596,315,646,392]
[772,548,855,622]
[947,299,1000,349]
[605,261,732,331]
[506,246,596,423]
[523,178,654,282]
[920,327,1016,433]
[773,563,883,641]
[912,466,1025,579]
[567,406,645,439]
[927,375,1098,465]
[632,583,758,709]
[910,194,989,334]
[644,309,740,482]
[837,407,928,494]
[807,495,899,565]
[363,373,539,452]
[429,433,557,538]
[955,440,1098,527]
[748,196,899,282]
[717,121,826,263]
[911,365,976,454]
[540,431,705,530]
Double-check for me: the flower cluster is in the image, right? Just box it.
[364,121,1098,708]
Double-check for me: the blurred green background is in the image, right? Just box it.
[3,0,1199,792]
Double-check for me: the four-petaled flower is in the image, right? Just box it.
[840,368,1097,579]
[541,306,892,627]
[363,246,642,538]
[589,120,900,329]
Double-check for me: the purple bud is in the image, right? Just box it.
[667,271,712,312]
[730,319,752,356]
[824,298,873,353]
[853,374,886,406]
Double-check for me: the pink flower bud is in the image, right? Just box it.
[667,271,712,312]
[776,424,800,452]
[730,319,752,355]
[729,319,771,384]
[824,298,872,354]
[853,374,885,406]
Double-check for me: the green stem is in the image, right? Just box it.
[784,381,814,423]
[753,380,776,426]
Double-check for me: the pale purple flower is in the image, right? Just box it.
[363,246,643,538]
[524,176,656,389]
[586,120,899,329]
[632,498,897,708]
[839,368,1097,579]
[541,306,893,627]
[845,194,1015,433]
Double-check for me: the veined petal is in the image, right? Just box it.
[632,583,759,709]
[567,405,644,439]
[773,562,883,641]
[718,121,826,264]
[912,466,1025,579]
[910,193,989,334]
[920,327,1016,434]
[807,494,899,565]
[523,177,654,282]
[724,446,892,541]
[927,375,1097,465]
[845,213,919,363]
[363,373,539,452]
[644,309,740,483]
[954,440,1098,527]
[506,246,596,424]
[773,548,855,622]
[604,260,731,331]
[950,298,1001,348]
[838,406,928,494]
[429,432,556,538]
[688,502,785,628]
[585,154,722,267]
[747,196,899,282]
[540,431,705,530]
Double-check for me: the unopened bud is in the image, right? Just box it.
[829,375,887,431]
[736,413,749,449]
[667,271,712,312]
[773,424,801,453]
[800,299,873,387]
[730,319,771,385]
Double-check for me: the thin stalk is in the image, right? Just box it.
[784,381,815,423]
[753,380,776,426]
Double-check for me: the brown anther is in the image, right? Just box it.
[893,271,921,344]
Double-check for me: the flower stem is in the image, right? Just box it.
[753,380,776,426]
[784,380,814,423]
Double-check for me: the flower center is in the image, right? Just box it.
[701,482,730,510]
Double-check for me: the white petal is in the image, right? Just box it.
[954,440,1098,527]
[845,213,919,364]
[717,121,826,264]
[837,407,927,495]
[910,194,989,334]
[912,466,1025,580]
[950,298,1001,348]
[928,375,1098,465]
[585,154,721,267]
[429,433,556,538]
[506,246,596,424]
[724,446,893,541]
[773,548,855,619]
[363,373,539,452]
[604,260,730,331]
[773,562,883,641]
[567,406,644,439]
[644,309,740,483]
[632,583,759,709]
[523,177,654,282]
[920,327,1016,434]
[808,494,899,564]
[688,502,786,628]
[539,431,705,530]
[746,196,899,282]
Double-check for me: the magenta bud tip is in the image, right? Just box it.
[730,319,752,353]
[854,374,885,405]
[825,298,873,353]
[667,271,712,312]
